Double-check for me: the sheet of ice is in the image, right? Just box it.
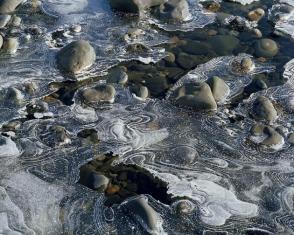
[269,1,294,39]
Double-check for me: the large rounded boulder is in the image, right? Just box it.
[173,82,217,111]
[0,0,23,14]
[56,40,96,73]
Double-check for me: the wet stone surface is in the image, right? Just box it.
[0,0,294,234]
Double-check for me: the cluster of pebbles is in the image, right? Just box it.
[0,0,23,53]
[0,0,293,234]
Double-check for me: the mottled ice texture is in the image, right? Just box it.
[269,0,294,39]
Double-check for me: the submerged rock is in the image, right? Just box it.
[57,40,96,73]
[0,0,23,14]
[173,82,217,111]
[254,39,279,58]
[82,84,116,103]
[251,96,277,122]
[206,76,230,103]
[122,196,161,233]
[208,35,239,56]
[107,66,128,85]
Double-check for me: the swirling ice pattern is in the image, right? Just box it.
[0,0,294,234]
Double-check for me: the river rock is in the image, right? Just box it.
[0,0,23,14]
[109,0,165,13]
[11,15,21,26]
[0,14,11,28]
[48,125,70,145]
[3,37,19,54]
[244,78,267,94]
[80,166,110,191]
[251,96,277,122]
[247,8,265,22]
[180,40,211,55]
[288,133,294,145]
[208,35,239,56]
[82,84,116,103]
[262,126,284,147]
[155,0,191,21]
[122,196,161,233]
[130,84,149,100]
[107,66,128,85]
[173,82,217,111]
[57,40,96,73]
[254,38,279,58]
[5,87,23,104]
[206,76,230,102]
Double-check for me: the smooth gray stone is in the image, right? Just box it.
[174,82,217,111]
[57,40,96,73]
[0,0,23,14]
[0,14,11,28]
[206,76,230,102]
[107,66,128,85]
[3,37,19,54]
[254,38,278,58]
[251,96,277,122]
[82,84,116,103]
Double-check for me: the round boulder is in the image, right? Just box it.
[0,0,23,14]
[57,40,96,73]
[206,76,230,103]
[155,0,191,21]
[173,82,217,111]
[254,38,278,58]
[251,96,277,122]
[82,84,116,103]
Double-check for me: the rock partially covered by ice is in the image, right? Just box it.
[121,195,165,234]
[166,177,258,226]
[0,0,23,14]
[0,135,20,158]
